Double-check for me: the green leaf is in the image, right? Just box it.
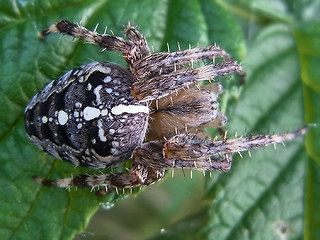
[148,209,210,240]
[1,0,319,240]
[203,23,306,240]
[293,20,320,240]
[294,21,320,164]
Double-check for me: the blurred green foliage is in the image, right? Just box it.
[0,0,319,239]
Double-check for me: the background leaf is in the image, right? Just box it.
[203,23,306,240]
[0,0,319,240]
[294,20,320,240]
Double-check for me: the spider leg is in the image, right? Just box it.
[147,85,227,140]
[164,127,309,162]
[132,60,245,100]
[132,141,232,172]
[132,46,233,79]
[142,127,307,172]
[124,24,150,60]
[41,20,148,63]
[33,163,164,190]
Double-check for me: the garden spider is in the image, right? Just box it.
[25,20,307,192]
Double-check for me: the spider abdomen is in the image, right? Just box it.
[25,62,149,168]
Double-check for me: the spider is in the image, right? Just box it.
[25,20,307,193]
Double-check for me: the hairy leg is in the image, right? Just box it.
[163,127,309,161]
[132,46,234,79]
[33,163,164,190]
[41,20,150,63]
[125,24,150,60]
[132,60,245,100]
[132,141,233,172]
[147,85,227,140]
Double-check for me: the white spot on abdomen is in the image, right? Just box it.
[78,76,85,83]
[83,107,101,121]
[97,120,107,142]
[103,76,112,83]
[106,88,112,93]
[101,109,108,116]
[111,104,149,115]
[57,110,68,125]
[93,85,103,105]
[96,65,111,74]
[75,102,82,108]
[41,116,48,123]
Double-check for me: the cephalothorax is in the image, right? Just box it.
[25,20,307,192]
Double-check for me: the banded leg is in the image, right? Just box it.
[125,24,150,59]
[132,141,233,172]
[41,20,133,53]
[132,46,234,79]
[147,85,227,140]
[33,163,165,190]
[41,20,150,63]
[163,127,309,161]
[131,60,245,100]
